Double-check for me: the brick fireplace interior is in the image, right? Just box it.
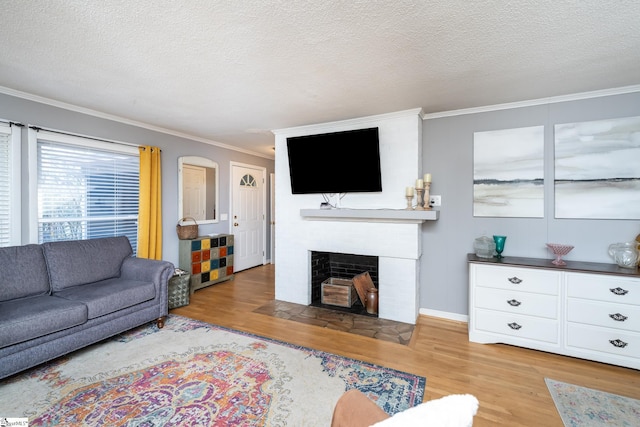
[310,251,379,316]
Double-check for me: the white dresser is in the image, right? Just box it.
[468,254,640,370]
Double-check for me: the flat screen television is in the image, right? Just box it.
[286,127,382,194]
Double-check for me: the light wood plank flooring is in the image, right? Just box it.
[171,264,640,426]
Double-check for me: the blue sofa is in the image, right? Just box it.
[0,236,174,379]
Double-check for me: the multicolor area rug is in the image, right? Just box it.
[0,315,425,426]
[546,378,640,426]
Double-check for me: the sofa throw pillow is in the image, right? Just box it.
[371,394,479,427]
[0,244,50,302]
[43,236,133,291]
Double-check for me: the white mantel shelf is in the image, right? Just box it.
[300,208,439,223]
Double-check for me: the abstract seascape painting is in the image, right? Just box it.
[554,116,640,219]
[473,125,545,217]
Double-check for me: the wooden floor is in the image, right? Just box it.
[171,264,640,426]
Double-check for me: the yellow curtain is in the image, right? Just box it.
[138,146,163,259]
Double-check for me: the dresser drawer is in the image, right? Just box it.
[567,298,640,332]
[475,287,558,319]
[472,264,560,295]
[474,309,559,343]
[566,273,640,305]
[566,323,640,359]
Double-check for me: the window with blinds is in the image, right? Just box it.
[0,124,11,246]
[36,131,140,252]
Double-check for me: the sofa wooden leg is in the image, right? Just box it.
[156,316,166,329]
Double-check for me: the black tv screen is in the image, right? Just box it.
[286,127,382,194]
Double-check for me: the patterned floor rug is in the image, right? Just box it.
[0,315,425,426]
[546,378,640,426]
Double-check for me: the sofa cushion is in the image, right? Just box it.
[43,236,133,291]
[0,244,50,302]
[0,295,87,348]
[54,278,156,319]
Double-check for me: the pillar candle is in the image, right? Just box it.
[416,179,424,188]
[424,173,432,183]
[405,186,414,196]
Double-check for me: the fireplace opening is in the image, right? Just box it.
[310,251,379,317]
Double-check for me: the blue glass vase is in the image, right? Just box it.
[493,235,507,259]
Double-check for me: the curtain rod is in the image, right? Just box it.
[0,119,24,127]
[28,125,140,148]
[139,146,162,152]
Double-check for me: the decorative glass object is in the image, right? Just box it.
[608,242,639,269]
[493,235,506,259]
[546,243,574,266]
[474,236,496,258]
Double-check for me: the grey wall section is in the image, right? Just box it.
[0,93,275,267]
[3,89,638,317]
[421,91,640,316]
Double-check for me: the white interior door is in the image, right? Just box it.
[231,163,266,271]
[270,172,275,264]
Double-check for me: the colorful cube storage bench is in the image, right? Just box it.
[178,234,235,293]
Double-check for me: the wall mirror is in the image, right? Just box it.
[178,156,219,224]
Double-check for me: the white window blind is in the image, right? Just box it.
[0,124,11,246]
[35,131,140,252]
[0,122,19,247]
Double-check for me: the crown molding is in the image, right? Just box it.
[273,108,424,138]
[421,85,640,120]
[0,85,274,160]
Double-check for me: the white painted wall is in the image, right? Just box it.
[274,109,425,324]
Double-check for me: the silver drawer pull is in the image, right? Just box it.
[508,322,522,330]
[508,277,523,284]
[609,313,628,322]
[610,287,629,296]
[507,299,521,307]
[609,339,628,348]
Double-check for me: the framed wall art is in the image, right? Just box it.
[473,125,545,218]
[554,116,640,219]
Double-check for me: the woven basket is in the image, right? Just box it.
[168,269,190,309]
[176,217,198,240]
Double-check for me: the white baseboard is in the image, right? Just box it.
[419,308,468,323]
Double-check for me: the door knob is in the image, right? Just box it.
[234,222,239,227]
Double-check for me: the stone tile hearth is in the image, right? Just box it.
[254,300,414,345]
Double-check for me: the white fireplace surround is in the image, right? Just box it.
[273,109,429,324]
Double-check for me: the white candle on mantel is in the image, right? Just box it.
[406,186,414,197]
[424,173,432,183]
[416,179,424,188]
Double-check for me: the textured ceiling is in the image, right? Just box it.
[1,0,639,158]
